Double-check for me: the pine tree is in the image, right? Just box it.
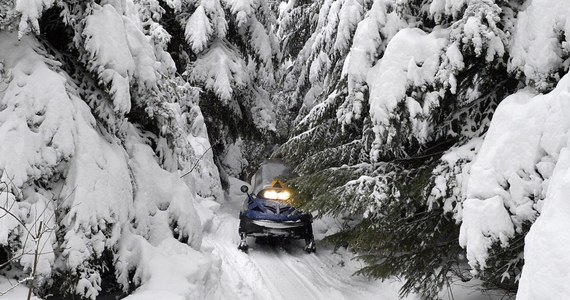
[276,0,521,298]
[162,0,281,180]
[0,1,221,298]
[460,0,570,293]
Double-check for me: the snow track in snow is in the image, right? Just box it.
[201,178,409,300]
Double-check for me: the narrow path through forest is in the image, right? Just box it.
[200,178,507,300]
[201,178,411,300]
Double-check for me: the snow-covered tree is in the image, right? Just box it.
[276,0,521,298]
[514,76,570,300]
[3,0,569,298]
[275,0,406,174]
[461,0,570,294]
[508,0,570,92]
[0,1,222,298]
[161,0,281,180]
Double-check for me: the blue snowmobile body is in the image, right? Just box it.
[239,189,313,237]
[238,160,315,253]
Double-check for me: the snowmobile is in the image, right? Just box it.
[238,160,315,253]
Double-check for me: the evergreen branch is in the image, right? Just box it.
[389,150,447,163]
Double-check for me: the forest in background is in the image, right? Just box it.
[1,0,569,299]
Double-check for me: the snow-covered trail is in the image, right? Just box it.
[200,178,410,300]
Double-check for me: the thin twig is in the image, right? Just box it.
[27,221,42,300]
[0,276,33,296]
[180,144,216,178]
[0,200,36,240]
[0,250,35,269]
[0,171,78,298]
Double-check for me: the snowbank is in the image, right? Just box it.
[517,147,570,299]
[119,236,220,300]
[461,73,570,286]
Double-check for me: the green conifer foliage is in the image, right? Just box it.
[0,1,220,298]
[161,0,281,179]
[277,0,521,298]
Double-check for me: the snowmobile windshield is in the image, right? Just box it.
[251,160,296,194]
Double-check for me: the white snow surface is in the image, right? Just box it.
[15,0,54,37]
[184,104,224,202]
[334,0,364,54]
[0,275,42,300]
[513,75,570,299]
[83,2,161,114]
[367,27,448,160]
[517,147,570,300]
[461,74,570,272]
[186,5,212,53]
[119,235,220,300]
[509,0,570,91]
[189,41,247,102]
[0,33,74,188]
[200,177,416,300]
[249,18,273,64]
[429,0,466,21]
[339,0,405,125]
[0,31,76,277]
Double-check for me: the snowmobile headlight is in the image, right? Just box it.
[277,190,291,200]
[263,190,279,199]
[262,190,291,200]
